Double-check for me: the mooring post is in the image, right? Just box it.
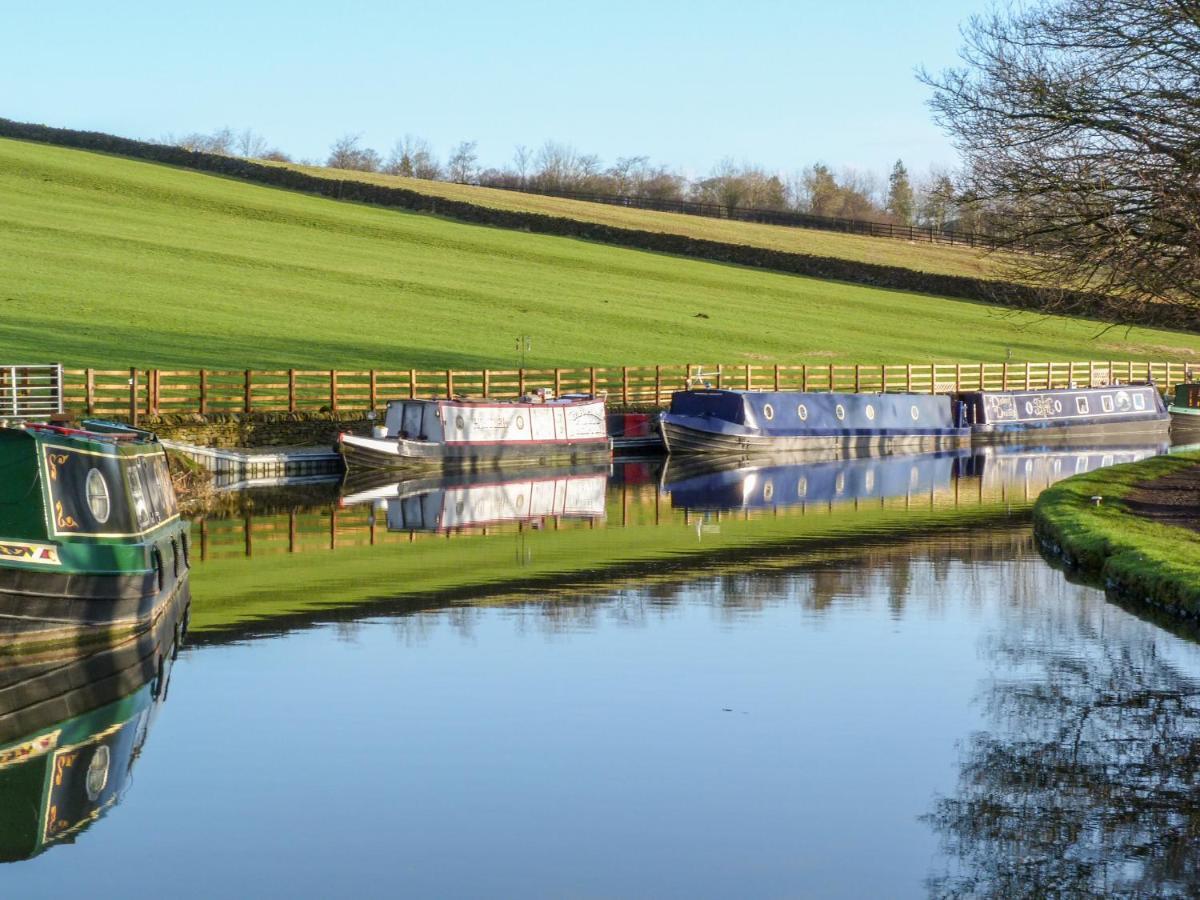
[129,367,139,426]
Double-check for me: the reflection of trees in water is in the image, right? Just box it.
[926,593,1200,898]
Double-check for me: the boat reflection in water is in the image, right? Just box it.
[340,463,611,532]
[661,444,1169,512]
[0,576,189,863]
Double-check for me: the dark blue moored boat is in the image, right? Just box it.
[959,384,1170,444]
[659,390,970,456]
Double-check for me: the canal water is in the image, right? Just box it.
[3,445,1199,897]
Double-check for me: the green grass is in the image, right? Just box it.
[281,161,1008,280]
[1033,452,1200,611]
[3,136,1199,369]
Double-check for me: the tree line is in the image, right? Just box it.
[165,128,978,232]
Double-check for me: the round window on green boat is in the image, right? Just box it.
[86,468,111,524]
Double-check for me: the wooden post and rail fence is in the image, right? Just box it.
[59,360,1194,422]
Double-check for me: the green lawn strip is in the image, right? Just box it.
[186,498,1028,635]
[1033,451,1200,611]
[2,138,1198,369]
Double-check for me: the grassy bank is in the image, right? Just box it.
[1033,452,1200,612]
[280,162,1004,280]
[3,137,1200,369]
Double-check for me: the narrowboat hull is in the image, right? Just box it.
[0,420,191,649]
[1169,407,1200,442]
[659,390,970,457]
[339,433,612,471]
[340,394,612,471]
[962,385,1171,444]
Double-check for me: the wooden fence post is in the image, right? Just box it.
[802,364,808,391]
[978,362,984,390]
[409,369,417,399]
[243,370,253,413]
[590,367,597,395]
[129,367,139,426]
[655,365,662,403]
[554,368,562,397]
[85,368,95,415]
[854,365,861,392]
[483,369,491,397]
[955,363,962,392]
[199,369,207,415]
[446,369,453,398]
[1001,362,1009,390]
[518,368,526,397]
[881,364,886,392]
[774,364,781,391]
[745,364,752,391]
[828,363,835,392]
[905,364,912,392]
[369,369,377,409]
[622,366,629,404]
[330,369,338,413]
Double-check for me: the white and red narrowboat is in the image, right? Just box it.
[337,393,611,471]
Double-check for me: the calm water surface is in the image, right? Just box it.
[3,447,1198,898]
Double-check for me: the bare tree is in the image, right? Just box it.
[921,0,1200,319]
[384,135,439,179]
[235,129,269,159]
[446,140,478,183]
[512,145,533,186]
[326,134,381,172]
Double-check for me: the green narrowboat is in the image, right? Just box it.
[0,420,190,648]
[1169,383,1200,442]
[0,574,187,862]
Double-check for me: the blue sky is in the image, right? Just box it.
[3,0,989,178]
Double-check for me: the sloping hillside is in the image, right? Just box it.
[279,162,1003,280]
[1,137,1197,369]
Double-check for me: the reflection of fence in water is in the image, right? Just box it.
[191,473,1059,562]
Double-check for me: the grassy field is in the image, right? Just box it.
[1033,451,1200,611]
[283,161,1006,280]
[3,136,1199,369]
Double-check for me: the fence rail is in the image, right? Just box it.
[60,360,1194,423]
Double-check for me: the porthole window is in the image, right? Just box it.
[515,415,525,430]
[85,746,111,802]
[797,476,808,499]
[763,480,774,502]
[762,403,775,421]
[797,404,808,421]
[455,415,466,430]
[865,404,876,421]
[910,405,920,421]
[835,404,846,421]
[85,469,111,524]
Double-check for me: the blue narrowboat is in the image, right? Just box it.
[659,390,970,456]
[959,384,1170,443]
